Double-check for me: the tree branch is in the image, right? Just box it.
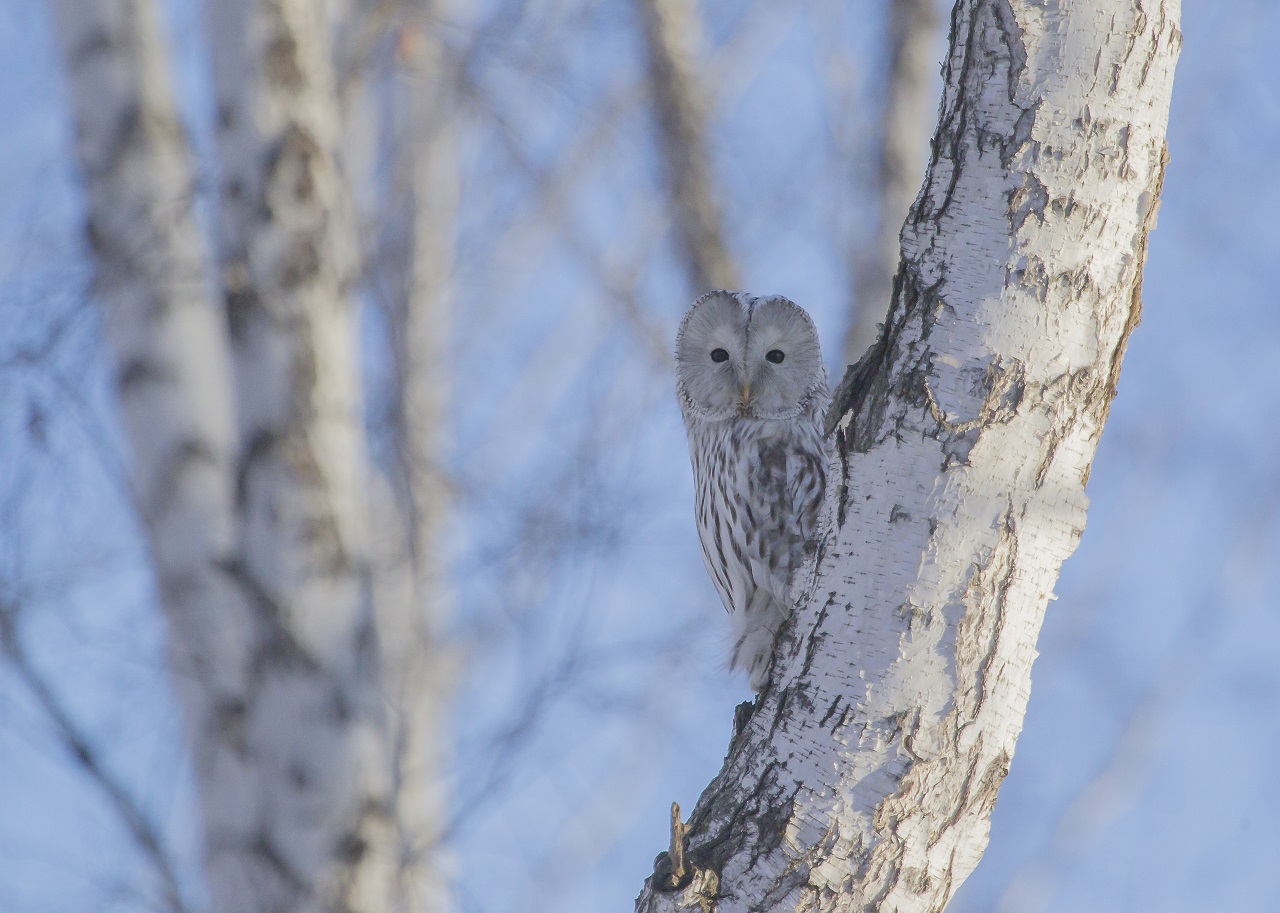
[0,602,191,913]
[635,0,739,294]
[843,0,941,366]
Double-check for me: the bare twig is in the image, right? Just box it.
[667,801,688,886]
[446,70,673,365]
[0,603,191,913]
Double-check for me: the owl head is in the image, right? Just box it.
[676,291,826,421]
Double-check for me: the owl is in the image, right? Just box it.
[676,291,829,691]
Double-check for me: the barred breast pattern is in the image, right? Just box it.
[685,398,827,689]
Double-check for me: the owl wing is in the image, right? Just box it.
[787,433,827,549]
[751,427,825,608]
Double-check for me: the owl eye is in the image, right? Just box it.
[710,348,730,363]
[765,349,785,364]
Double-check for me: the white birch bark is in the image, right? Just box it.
[205,2,401,910]
[636,0,739,293]
[843,0,940,366]
[46,0,256,907]
[637,1,1180,910]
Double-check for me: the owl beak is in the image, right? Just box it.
[740,382,752,405]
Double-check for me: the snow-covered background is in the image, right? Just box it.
[1,1,1276,912]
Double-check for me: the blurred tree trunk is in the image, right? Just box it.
[50,0,452,910]
[842,0,940,366]
[203,2,399,909]
[636,0,739,294]
[373,7,459,909]
[636,0,1180,910]
[46,2,245,908]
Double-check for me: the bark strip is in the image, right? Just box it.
[637,1,1181,910]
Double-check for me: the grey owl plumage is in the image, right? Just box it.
[676,291,829,691]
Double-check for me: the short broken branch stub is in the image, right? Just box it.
[667,801,690,889]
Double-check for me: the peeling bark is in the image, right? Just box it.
[636,0,739,293]
[637,1,1180,911]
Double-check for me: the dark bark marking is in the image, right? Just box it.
[264,25,306,91]
[215,555,322,677]
[212,697,249,756]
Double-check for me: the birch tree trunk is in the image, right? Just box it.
[55,0,448,909]
[637,1,1180,910]
[45,0,252,907]
[843,0,940,366]
[203,1,409,910]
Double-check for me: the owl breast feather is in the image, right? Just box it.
[686,414,827,629]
